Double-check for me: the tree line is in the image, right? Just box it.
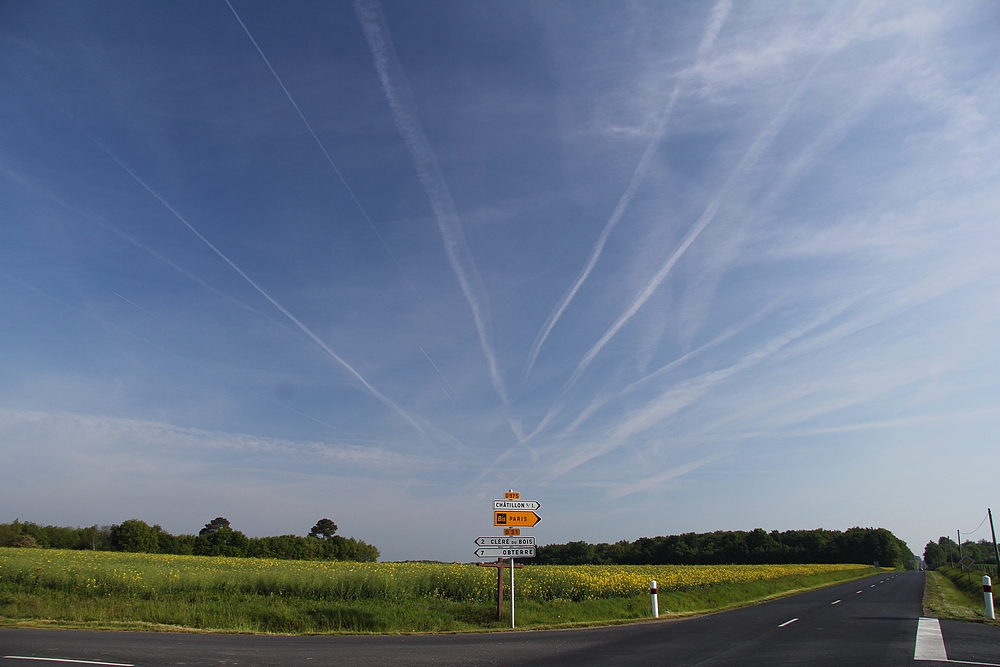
[0,517,379,562]
[923,536,997,570]
[531,527,915,569]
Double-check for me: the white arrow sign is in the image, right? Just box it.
[475,536,536,547]
[475,546,536,559]
[493,499,540,511]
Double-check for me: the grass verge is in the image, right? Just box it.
[923,568,999,625]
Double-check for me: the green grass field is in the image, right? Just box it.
[0,548,880,634]
[923,567,999,625]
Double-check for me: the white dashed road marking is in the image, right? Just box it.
[778,618,799,628]
[3,659,134,667]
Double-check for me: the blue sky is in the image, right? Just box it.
[2,1,999,561]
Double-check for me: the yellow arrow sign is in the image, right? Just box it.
[494,510,541,527]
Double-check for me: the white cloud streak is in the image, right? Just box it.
[558,299,778,438]
[548,294,862,479]
[607,452,728,500]
[522,0,733,383]
[0,407,420,468]
[223,0,417,292]
[79,130,424,433]
[354,0,509,407]
[561,44,833,396]
[0,159,275,322]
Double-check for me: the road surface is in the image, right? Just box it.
[2,571,999,666]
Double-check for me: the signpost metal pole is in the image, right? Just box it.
[510,558,515,628]
[989,508,1000,576]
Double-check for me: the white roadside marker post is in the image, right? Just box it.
[984,575,995,620]
[651,580,659,618]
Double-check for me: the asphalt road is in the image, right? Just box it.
[2,571,999,666]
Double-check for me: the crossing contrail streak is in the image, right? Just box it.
[355,0,509,407]
[522,0,732,382]
[420,346,459,403]
[562,54,824,395]
[0,160,279,321]
[556,300,777,438]
[82,132,423,433]
[224,0,417,292]
[112,291,158,319]
[548,295,860,479]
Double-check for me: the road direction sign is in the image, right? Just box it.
[476,536,535,547]
[475,546,536,559]
[494,510,541,527]
[494,499,541,511]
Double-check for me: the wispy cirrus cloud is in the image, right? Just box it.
[522,0,733,383]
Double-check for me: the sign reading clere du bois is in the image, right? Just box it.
[476,536,536,547]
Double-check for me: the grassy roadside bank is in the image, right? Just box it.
[923,568,999,625]
[0,549,880,634]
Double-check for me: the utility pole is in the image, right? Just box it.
[990,508,1000,574]
[958,530,963,561]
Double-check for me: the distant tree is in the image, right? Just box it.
[309,518,338,539]
[199,517,231,536]
[193,521,249,557]
[0,523,19,547]
[110,519,159,553]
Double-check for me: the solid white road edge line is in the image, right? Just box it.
[3,658,133,667]
[778,618,798,628]
[914,617,948,662]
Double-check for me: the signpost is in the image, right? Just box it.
[475,490,541,628]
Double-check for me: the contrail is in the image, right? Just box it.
[112,291,158,319]
[223,0,417,292]
[607,452,728,500]
[562,52,826,395]
[355,0,508,406]
[557,299,777,438]
[420,346,459,403]
[547,294,860,479]
[81,131,424,433]
[0,159,280,322]
[522,0,733,382]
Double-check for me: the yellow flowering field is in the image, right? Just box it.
[0,548,868,603]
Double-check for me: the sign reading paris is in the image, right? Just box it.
[494,510,541,527]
